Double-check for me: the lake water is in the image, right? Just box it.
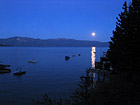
[0,47,108,105]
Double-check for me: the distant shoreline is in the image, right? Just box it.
[0,46,108,48]
[0,36,109,47]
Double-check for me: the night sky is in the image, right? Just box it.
[0,0,131,42]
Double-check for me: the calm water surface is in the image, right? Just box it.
[0,47,108,105]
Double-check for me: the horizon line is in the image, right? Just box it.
[0,36,109,42]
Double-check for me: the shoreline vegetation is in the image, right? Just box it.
[33,70,140,105]
[33,0,140,105]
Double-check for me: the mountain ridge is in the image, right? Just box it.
[0,36,109,47]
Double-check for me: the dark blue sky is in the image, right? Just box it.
[0,0,131,41]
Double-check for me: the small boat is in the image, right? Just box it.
[65,56,70,60]
[13,68,26,75]
[28,59,38,63]
[72,55,76,57]
[0,69,11,73]
[0,64,11,68]
[14,71,26,75]
[0,63,11,73]
[78,54,81,56]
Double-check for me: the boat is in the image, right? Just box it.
[28,59,38,63]
[65,56,70,60]
[72,55,76,57]
[0,69,11,73]
[14,71,26,75]
[13,68,26,75]
[78,54,81,56]
[0,63,11,73]
[0,64,11,68]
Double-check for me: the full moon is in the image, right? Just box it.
[92,32,96,36]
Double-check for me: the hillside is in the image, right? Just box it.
[0,36,109,47]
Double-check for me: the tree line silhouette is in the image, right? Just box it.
[108,0,140,74]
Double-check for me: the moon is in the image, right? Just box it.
[92,32,96,36]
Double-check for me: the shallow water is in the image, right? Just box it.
[0,47,108,105]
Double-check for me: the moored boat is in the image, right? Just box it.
[0,69,11,73]
[78,54,81,56]
[13,68,26,75]
[65,56,70,60]
[14,71,26,75]
[0,63,11,73]
[28,59,38,63]
[72,55,76,57]
[0,64,11,68]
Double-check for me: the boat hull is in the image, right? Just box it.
[28,60,38,63]
[0,69,11,73]
[0,64,11,68]
[13,71,26,75]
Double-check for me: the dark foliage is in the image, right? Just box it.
[108,0,140,73]
[70,71,95,105]
[33,94,71,105]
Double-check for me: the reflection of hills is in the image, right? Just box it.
[0,36,109,47]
